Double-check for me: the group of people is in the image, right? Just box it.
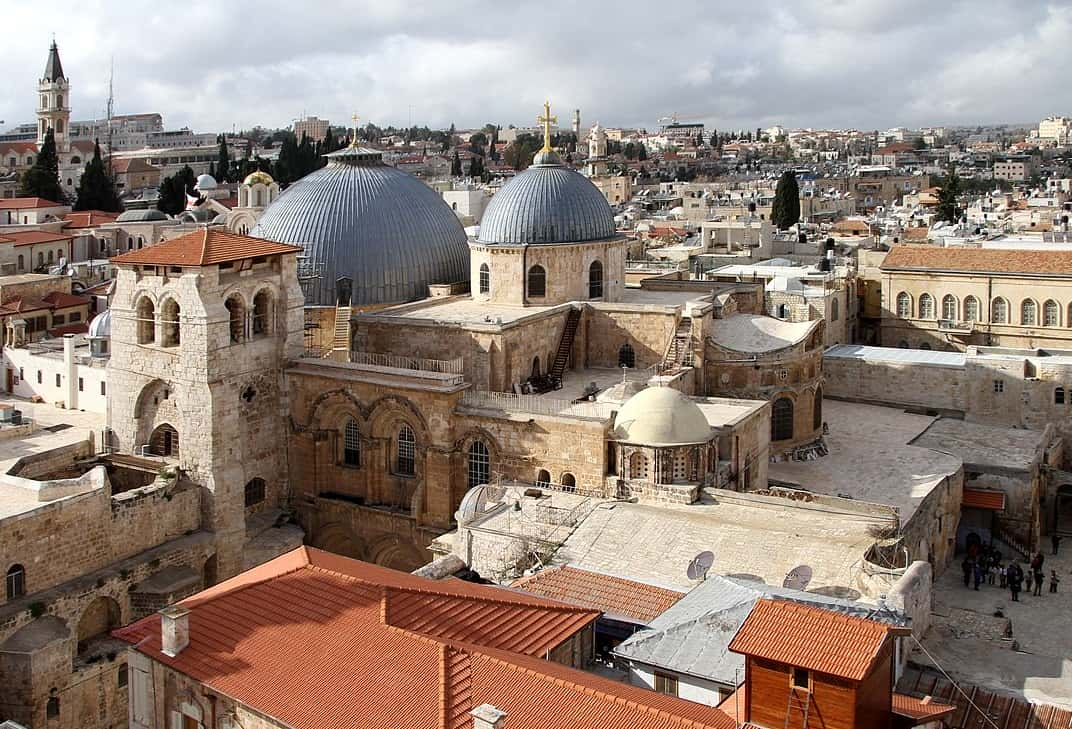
[961,545,1059,601]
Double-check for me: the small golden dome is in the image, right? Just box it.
[243,170,274,187]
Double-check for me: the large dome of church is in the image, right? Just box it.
[477,152,617,246]
[252,146,469,306]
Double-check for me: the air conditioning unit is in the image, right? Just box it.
[0,406,13,423]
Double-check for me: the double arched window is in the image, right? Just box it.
[160,299,180,347]
[527,265,546,298]
[467,440,490,489]
[397,424,416,476]
[771,398,794,442]
[588,260,604,299]
[479,263,490,294]
[918,293,935,320]
[896,292,912,317]
[136,297,155,344]
[226,295,246,342]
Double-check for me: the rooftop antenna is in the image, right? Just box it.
[105,56,114,179]
[686,550,714,581]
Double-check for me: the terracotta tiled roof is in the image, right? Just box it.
[111,158,157,174]
[881,244,1072,276]
[728,599,893,681]
[0,141,39,154]
[115,547,734,729]
[0,197,64,209]
[1,230,74,247]
[903,227,930,240]
[48,322,89,336]
[63,210,120,228]
[511,566,684,624]
[42,291,91,309]
[0,298,52,315]
[892,693,956,722]
[110,228,301,266]
[962,487,1006,511]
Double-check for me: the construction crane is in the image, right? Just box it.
[658,112,709,126]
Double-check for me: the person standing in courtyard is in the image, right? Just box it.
[1050,570,1060,593]
[1054,533,1062,556]
[1025,569,1033,595]
[1033,563,1045,596]
[973,560,984,590]
[962,556,973,588]
[1007,561,1023,601]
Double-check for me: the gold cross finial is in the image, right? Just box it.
[538,100,557,153]
[350,112,360,148]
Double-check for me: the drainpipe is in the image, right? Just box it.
[63,334,77,410]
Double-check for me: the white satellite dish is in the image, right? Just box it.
[783,565,813,591]
[686,550,715,581]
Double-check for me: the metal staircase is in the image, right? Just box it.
[550,308,582,382]
[662,317,693,371]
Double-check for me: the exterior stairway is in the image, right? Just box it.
[329,305,351,357]
[662,317,693,371]
[550,308,582,382]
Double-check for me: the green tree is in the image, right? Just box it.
[935,166,961,223]
[74,140,121,212]
[216,135,231,181]
[637,144,648,162]
[451,150,462,176]
[467,154,483,178]
[770,170,801,230]
[20,127,63,202]
[156,165,196,216]
[913,136,927,151]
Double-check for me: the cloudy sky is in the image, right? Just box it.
[4,0,1068,136]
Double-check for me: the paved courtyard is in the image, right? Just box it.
[918,542,1072,708]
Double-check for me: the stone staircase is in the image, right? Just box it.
[550,308,582,382]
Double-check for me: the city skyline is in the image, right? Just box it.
[3,0,1069,136]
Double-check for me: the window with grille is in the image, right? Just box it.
[468,440,490,489]
[1044,300,1059,327]
[397,424,416,475]
[918,294,934,319]
[964,296,979,322]
[771,398,794,441]
[994,379,1004,393]
[527,265,546,298]
[343,419,360,467]
[630,453,649,480]
[672,451,688,480]
[942,295,957,321]
[992,298,1008,323]
[5,564,25,599]
[618,343,636,368]
[1021,299,1037,326]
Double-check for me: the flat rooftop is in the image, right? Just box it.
[767,401,961,523]
[360,295,560,327]
[909,417,1047,472]
[825,344,966,368]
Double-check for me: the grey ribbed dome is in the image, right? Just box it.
[116,208,169,223]
[477,160,617,245]
[251,148,469,306]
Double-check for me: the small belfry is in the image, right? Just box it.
[37,38,71,152]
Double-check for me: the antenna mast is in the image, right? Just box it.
[106,56,114,178]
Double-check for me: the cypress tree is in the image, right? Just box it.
[74,140,121,212]
[156,165,196,215]
[216,135,230,182]
[771,170,801,230]
[20,128,64,202]
[935,166,961,223]
[451,150,462,176]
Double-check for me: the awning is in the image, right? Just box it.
[963,487,1006,511]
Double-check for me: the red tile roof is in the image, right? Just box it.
[42,291,91,309]
[0,298,51,315]
[892,693,956,722]
[0,197,64,209]
[882,244,1072,277]
[511,566,684,624]
[111,158,158,174]
[0,230,74,247]
[728,599,895,681]
[48,322,89,336]
[962,487,1006,511]
[63,210,120,227]
[115,547,734,729]
[110,228,301,266]
[0,141,39,154]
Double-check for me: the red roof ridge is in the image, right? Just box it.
[111,228,302,267]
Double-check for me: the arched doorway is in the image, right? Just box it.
[1056,484,1072,537]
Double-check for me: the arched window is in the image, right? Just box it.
[618,343,636,368]
[830,298,839,322]
[252,290,271,336]
[47,250,54,264]
[478,263,490,294]
[225,295,245,342]
[918,293,935,320]
[535,469,551,486]
[630,452,649,480]
[56,249,63,262]
[150,424,179,457]
[136,297,155,344]
[588,260,604,299]
[396,424,415,476]
[17,255,23,271]
[992,298,1008,324]
[160,299,180,347]
[897,340,909,348]
[244,478,266,507]
[137,237,144,249]
[964,295,980,322]
[942,295,957,321]
[56,119,64,134]
[527,265,546,298]
[813,387,823,431]
[467,440,490,489]
[56,94,63,109]
[342,418,360,466]
[771,397,794,442]
[531,356,541,379]
[1044,300,1059,327]
[37,252,44,267]
[1056,387,1066,405]
[71,155,80,165]
[896,292,912,317]
[1021,299,1037,326]
[5,564,25,599]
[46,697,59,719]
[561,472,576,493]
[919,342,932,350]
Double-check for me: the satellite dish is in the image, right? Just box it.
[783,565,813,591]
[687,550,715,581]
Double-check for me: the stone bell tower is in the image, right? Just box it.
[37,40,71,153]
[107,229,305,582]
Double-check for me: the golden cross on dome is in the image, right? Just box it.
[350,112,360,147]
[537,100,557,153]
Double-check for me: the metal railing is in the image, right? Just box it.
[461,391,614,419]
[348,351,464,374]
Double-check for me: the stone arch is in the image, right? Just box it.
[312,523,365,560]
[367,535,427,572]
[771,394,795,442]
[159,297,181,347]
[149,423,179,457]
[223,290,248,343]
[251,285,276,337]
[367,394,431,438]
[561,472,577,492]
[304,388,370,431]
[535,469,551,486]
[76,595,121,652]
[135,294,156,344]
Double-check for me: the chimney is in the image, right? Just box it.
[159,605,191,657]
[470,704,507,729]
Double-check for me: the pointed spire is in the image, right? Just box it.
[44,39,65,82]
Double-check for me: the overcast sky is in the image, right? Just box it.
[4,1,1069,136]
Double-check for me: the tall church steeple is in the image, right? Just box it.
[37,40,71,152]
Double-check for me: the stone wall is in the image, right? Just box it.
[823,356,966,414]
[584,306,677,370]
